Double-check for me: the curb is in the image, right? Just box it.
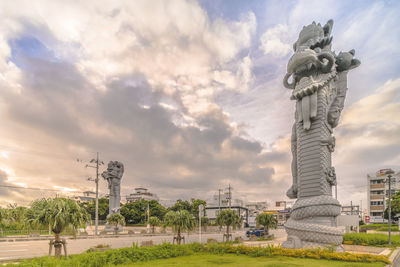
[388,248,400,267]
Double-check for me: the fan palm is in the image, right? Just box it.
[26,198,90,257]
[148,216,161,233]
[163,210,194,244]
[255,213,278,235]
[216,209,241,241]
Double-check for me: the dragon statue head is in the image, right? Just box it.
[102,161,124,187]
[283,19,360,130]
[283,20,335,99]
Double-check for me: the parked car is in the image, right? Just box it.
[246,228,267,237]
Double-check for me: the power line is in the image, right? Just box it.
[0,144,99,162]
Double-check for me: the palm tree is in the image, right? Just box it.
[26,198,90,257]
[201,216,210,232]
[148,216,161,233]
[255,213,278,236]
[216,209,241,242]
[106,213,126,235]
[163,210,194,244]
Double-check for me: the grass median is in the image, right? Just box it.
[118,254,386,267]
[5,242,390,267]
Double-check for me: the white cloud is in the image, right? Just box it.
[259,24,291,57]
[341,78,400,126]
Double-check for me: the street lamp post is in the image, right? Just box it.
[384,169,395,246]
[199,204,203,243]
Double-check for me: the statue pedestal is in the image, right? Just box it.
[282,195,343,249]
[104,223,123,233]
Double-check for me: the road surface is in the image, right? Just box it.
[0,231,248,261]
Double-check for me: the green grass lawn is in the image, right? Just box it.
[118,254,386,267]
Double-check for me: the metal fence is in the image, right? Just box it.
[0,229,50,238]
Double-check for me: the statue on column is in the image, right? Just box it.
[102,161,124,215]
[282,19,360,249]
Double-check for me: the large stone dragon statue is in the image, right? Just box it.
[282,20,360,249]
[102,161,124,215]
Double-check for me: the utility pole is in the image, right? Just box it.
[83,152,104,236]
[95,153,100,236]
[146,202,150,233]
[227,184,232,209]
[218,189,223,213]
[199,204,203,243]
[388,173,393,245]
[350,201,353,215]
[384,169,395,246]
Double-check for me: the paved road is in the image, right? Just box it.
[0,229,287,261]
[0,231,248,261]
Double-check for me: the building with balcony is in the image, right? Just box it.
[126,187,159,202]
[367,169,400,223]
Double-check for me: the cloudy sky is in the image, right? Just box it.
[0,0,399,209]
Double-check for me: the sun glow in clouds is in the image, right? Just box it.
[53,185,78,192]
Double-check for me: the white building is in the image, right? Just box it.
[72,191,96,202]
[246,201,268,217]
[367,169,400,223]
[208,189,243,208]
[126,187,159,202]
[205,188,248,225]
[245,201,268,227]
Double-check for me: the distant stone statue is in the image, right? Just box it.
[282,20,360,250]
[102,161,124,214]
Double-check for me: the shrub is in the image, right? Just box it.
[5,242,390,266]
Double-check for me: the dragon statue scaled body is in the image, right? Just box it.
[282,20,360,249]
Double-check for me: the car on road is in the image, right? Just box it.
[246,228,267,237]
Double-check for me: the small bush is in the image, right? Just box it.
[86,244,111,253]
[207,238,217,244]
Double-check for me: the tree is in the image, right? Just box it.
[383,191,400,221]
[26,198,90,257]
[216,209,242,241]
[255,213,278,235]
[79,197,109,221]
[120,199,166,224]
[168,199,207,220]
[201,216,210,232]
[190,199,207,220]
[106,213,126,235]
[0,204,29,230]
[169,199,191,212]
[6,204,28,224]
[148,216,161,233]
[163,210,194,244]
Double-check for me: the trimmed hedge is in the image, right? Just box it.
[344,233,400,246]
[5,242,390,266]
[360,224,397,230]
[376,226,399,232]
